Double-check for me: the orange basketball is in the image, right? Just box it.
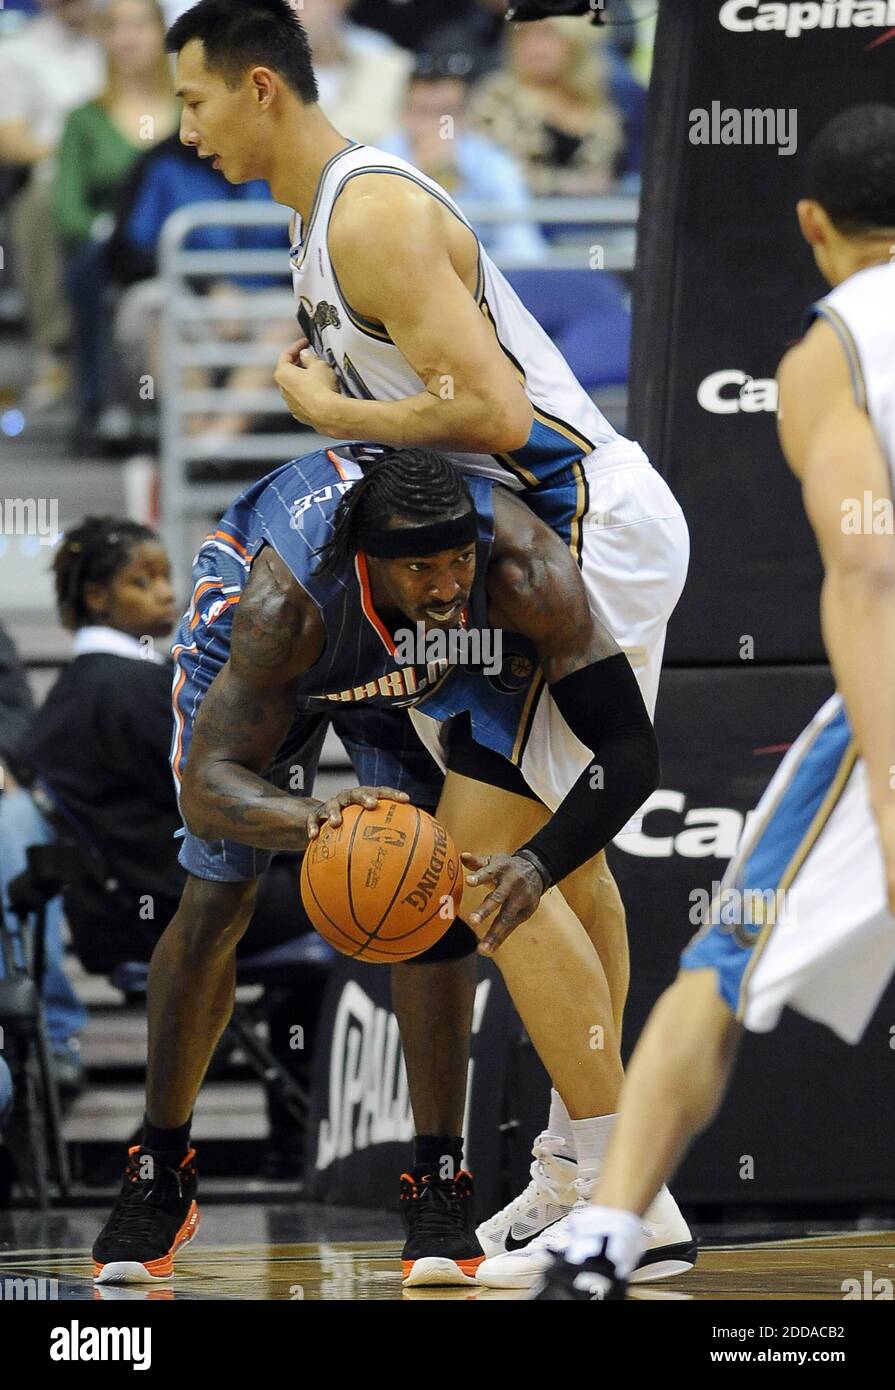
[300,801,463,962]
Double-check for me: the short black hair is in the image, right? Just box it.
[54,517,160,631]
[806,104,895,235]
[166,0,318,104]
[315,449,474,577]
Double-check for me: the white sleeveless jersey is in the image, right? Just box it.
[288,141,622,490]
[811,260,895,478]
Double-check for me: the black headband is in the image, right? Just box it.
[362,509,478,559]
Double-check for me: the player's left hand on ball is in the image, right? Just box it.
[462,851,545,956]
[306,786,410,839]
[275,339,340,428]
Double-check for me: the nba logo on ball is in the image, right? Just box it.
[362,825,408,848]
[301,803,462,962]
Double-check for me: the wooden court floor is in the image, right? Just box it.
[0,1206,892,1300]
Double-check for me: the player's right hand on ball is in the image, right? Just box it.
[305,787,410,840]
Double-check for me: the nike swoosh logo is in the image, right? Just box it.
[503,1214,566,1253]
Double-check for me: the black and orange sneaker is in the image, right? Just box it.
[400,1169,484,1286]
[92,1145,200,1284]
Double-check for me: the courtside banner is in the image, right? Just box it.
[610,663,895,1201]
[631,0,895,663]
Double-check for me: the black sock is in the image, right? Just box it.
[142,1114,193,1163]
[413,1134,464,1180]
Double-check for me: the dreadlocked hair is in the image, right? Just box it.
[315,449,474,577]
[54,516,159,631]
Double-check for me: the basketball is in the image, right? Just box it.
[300,801,463,962]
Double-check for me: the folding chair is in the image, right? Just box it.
[33,776,335,1131]
[0,841,76,1205]
[110,933,335,1128]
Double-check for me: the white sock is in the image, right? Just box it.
[564,1205,645,1278]
[569,1113,617,1177]
[545,1088,576,1157]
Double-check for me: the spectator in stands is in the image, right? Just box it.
[298,0,411,145]
[590,0,648,184]
[159,0,191,21]
[0,1045,11,1203]
[13,518,208,965]
[104,132,293,453]
[0,1049,11,1203]
[468,15,624,197]
[13,519,326,1174]
[379,59,546,264]
[0,1057,11,1133]
[0,0,105,412]
[350,0,508,81]
[0,1043,11,1204]
[0,618,88,1097]
[55,0,180,454]
[416,0,507,82]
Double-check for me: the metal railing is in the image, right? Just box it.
[158,195,638,586]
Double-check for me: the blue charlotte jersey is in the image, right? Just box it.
[170,444,505,790]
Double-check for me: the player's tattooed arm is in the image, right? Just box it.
[179,546,407,849]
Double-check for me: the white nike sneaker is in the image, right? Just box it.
[476,1183,697,1289]
[475,1133,580,1259]
[628,1186,698,1284]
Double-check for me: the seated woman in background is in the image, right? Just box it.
[53,0,179,454]
[468,15,624,199]
[13,518,327,1177]
[0,619,87,1102]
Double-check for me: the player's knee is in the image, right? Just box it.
[651,970,740,1078]
[178,874,260,956]
[668,967,733,1022]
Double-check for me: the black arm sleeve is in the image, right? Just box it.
[515,654,660,887]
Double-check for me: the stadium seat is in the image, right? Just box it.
[110,935,335,1128]
[505,268,631,388]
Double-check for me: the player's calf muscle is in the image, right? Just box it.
[173,875,259,955]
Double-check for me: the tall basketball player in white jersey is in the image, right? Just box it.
[531,103,895,1299]
[167,0,691,1285]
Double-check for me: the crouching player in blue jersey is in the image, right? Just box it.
[91,444,693,1287]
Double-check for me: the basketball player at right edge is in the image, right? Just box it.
[533,105,895,1299]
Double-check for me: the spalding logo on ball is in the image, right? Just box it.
[300,800,463,962]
